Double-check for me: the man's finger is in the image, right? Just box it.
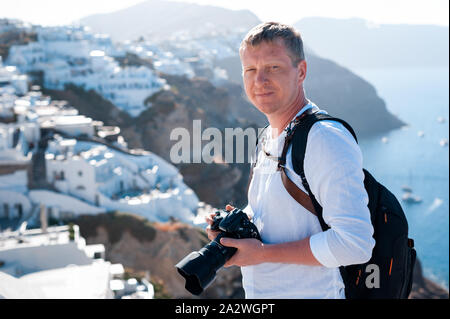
[220,237,239,248]
[205,212,217,225]
[206,229,219,241]
[225,204,234,211]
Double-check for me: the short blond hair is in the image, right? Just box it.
[240,22,305,66]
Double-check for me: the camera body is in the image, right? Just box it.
[175,207,261,295]
[211,208,261,240]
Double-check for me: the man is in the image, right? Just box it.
[206,22,375,299]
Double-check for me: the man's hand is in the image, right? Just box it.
[220,237,266,267]
[205,204,264,267]
[205,204,234,241]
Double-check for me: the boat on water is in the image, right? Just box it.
[437,116,446,123]
[417,131,425,137]
[439,138,448,147]
[402,192,422,204]
[401,185,413,193]
[381,137,388,144]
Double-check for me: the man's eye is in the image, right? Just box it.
[271,65,279,70]
[246,68,256,72]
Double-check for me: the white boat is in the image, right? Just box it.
[402,192,422,204]
[437,116,446,123]
[417,131,425,137]
[381,137,388,144]
[401,185,413,193]
[440,138,448,147]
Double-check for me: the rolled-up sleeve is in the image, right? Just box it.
[306,121,375,268]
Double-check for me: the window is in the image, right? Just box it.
[14,204,23,218]
[94,252,103,259]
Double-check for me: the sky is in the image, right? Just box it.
[2,0,449,27]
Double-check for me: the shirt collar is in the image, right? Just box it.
[283,100,319,134]
[265,100,316,144]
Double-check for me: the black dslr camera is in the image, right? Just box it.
[175,207,261,295]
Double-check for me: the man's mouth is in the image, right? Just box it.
[255,92,274,97]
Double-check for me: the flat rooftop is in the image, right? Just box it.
[0,225,74,251]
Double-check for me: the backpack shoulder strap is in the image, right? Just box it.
[280,112,358,285]
[291,113,357,179]
[281,112,358,231]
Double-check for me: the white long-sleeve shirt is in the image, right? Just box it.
[242,101,375,299]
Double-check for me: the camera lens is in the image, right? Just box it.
[175,233,237,295]
[175,207,260,295]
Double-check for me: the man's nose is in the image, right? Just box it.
[255,69,268,86]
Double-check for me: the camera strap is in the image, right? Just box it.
[246,123,269,196]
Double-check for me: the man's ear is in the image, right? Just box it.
[297,60,307,84]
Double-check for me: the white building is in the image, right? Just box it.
[43,137,199,224]
[96,64,167,117]
[27,190,105,222]
[0,64,28,96]
[0,188,31,220]
[45,153,98,204]
[7,26,167,117]
[0,224,154,299]
[40,115,95,137]
[153,58,195,79]
[0,123,33,164]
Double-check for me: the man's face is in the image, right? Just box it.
[240,38,306,116]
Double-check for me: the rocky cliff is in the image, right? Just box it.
[73,212,448,299]
[409,258,449,299]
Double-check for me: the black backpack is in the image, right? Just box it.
[250,110,416,299]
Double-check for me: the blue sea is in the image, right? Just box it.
[353,67,449,290]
